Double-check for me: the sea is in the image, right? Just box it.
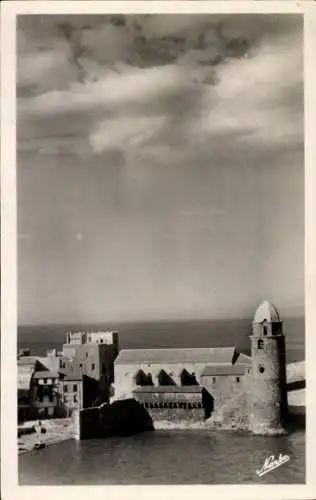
[18,317,305,485]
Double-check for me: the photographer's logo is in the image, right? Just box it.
[256,453,290,477]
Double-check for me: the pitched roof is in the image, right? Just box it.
[32,370,59,379]
[200,351,251,376]
[115,347,236,365]
[17,358,49,390]
[18,356,47,367]
[201,365,246,376]
[236,353,252,365]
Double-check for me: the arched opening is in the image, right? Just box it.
[134,370,153,386]
[258,339,264,350]
[158,370,176,386]
[202,388,214,419]
[259,365,265,374]
[180,369,198,386]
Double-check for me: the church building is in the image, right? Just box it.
[113,301,288,434]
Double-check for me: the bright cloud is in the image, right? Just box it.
[17,14,303,163]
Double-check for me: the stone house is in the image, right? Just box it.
[30,370,60,418]
[62,331,119,400]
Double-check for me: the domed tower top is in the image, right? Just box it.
[253,300,280,324]
[252,301,283,337]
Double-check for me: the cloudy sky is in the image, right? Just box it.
[17,14,304,325]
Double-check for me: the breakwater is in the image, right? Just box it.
[73,399,154,440]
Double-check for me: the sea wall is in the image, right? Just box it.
[73,399,154,440]
[147,407,204,422]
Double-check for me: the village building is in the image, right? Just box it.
[58,372,103,414]
[17,331,119,422]
[30,371,60,418]
[62,331,119,398]
[58,373,83,414]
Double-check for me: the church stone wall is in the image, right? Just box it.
[145,407,204,422]
[200,374,244,401]
[114,362,207,399]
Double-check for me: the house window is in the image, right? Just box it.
[100,339,103,343]
[91,363,95,371]
[258,339,264,350]
[236,377,240,383]
[212,377,216,383]
[79,364,83,369]
[64,395,68,403]
[85,352,88,358]
[73,384,78,392]
[64,384,68,393]
[259,365,265,374]
[43,378,47,384]
[74,395,78,404]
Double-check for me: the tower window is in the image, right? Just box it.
[263,326,268,336]
[257,339,264,350]
[259,365,265,374]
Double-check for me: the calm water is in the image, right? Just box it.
[19,428,305,484]
[18,318,305,484]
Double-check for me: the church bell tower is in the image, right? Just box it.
[248,301,287,434]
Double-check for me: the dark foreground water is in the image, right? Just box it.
[19,428,305,485]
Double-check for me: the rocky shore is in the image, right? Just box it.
[18,418,73,454]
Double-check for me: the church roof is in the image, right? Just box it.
[201,364,246,376]
[17,357,50,390]
[115,347,236,365]
[253,300,280,323]
[236,353,252,365]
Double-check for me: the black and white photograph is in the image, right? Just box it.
[2,2,315,494]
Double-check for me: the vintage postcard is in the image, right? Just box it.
[1,1,316,500]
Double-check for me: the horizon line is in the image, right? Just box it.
[18,314,305,329]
